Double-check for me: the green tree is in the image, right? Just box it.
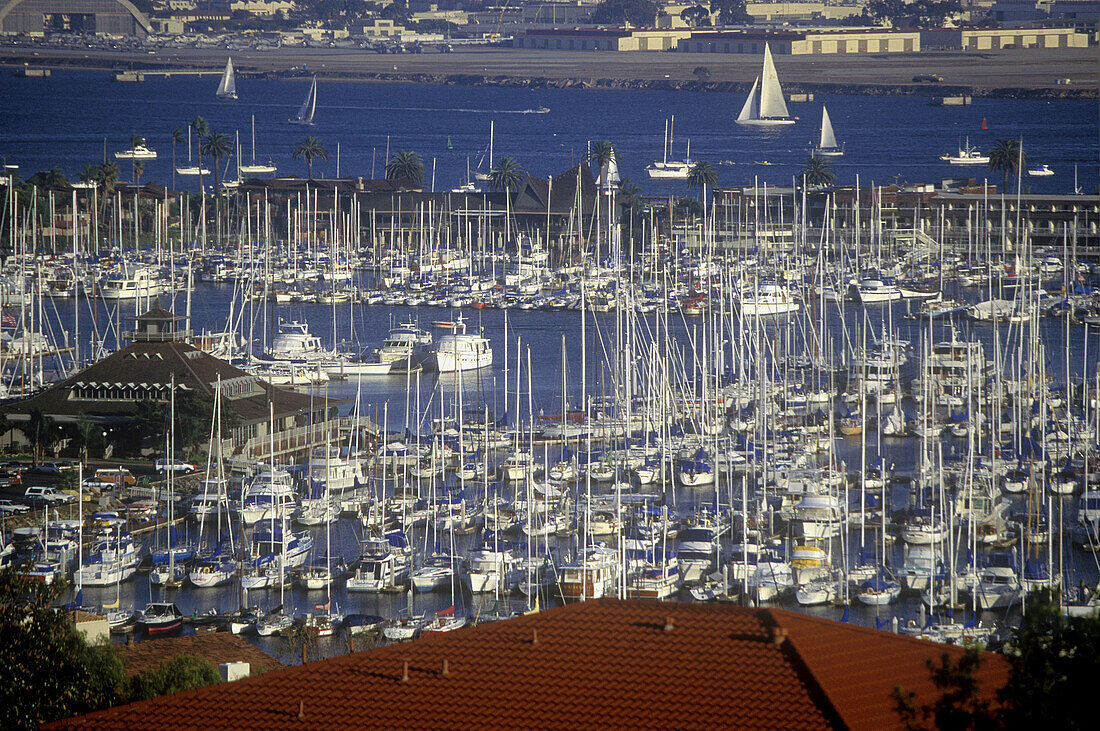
[988,138,1026,194]
[799,155,836,188]
[0,569,125,729]
[997,588,1099,728]
[126,655,221,702]
[72,413,101,466]
[681,5,712,27]
[171,128,186,191]
[135,390,237,458]
[866,0,961,26]
[587,140,617,189]
[191,116,210,194]
[710,0,751,24]
[385,150,425,186]
[200,132,233,194]
[487,156,524,192]
[687,160,718,193]
[893,650,999,731]
[292,136,329,180]
[590,0,659,25]
[133,160,145,187]
[25,407,57,466]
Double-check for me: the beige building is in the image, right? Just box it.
[515,28,692,51]
[229,0,295,16]
[678,28,920,54]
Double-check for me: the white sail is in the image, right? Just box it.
[737,77,760,122]
[604,149,620,189]
[758,44,790,120]
[819,107,837,149]
[290,77,317,125]
[216,58,237,100]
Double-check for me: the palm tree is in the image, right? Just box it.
[487,156,524,192]
[989,138,1026,193]
[385,150,425,186]
[25,407,56,467]
[687,160,718,193]
[200,132,232,193]
[292,137,329,180]
[171,128,185,191]
[133,161,144,187]
[129,133,145,150]
[798,155,835,188]
[587,140,616,188]
[78,164,99,186]
[96,161,119,221]
[191,116,210,193]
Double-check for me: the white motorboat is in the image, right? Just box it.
[1027,164,1054,177]
[735,43,796,126]
[375,321,432,367]
[115,141,157,160]
[432,317,491,372]
[939,138,988,164]
[558,545,619,600]
[737,284,800,316]
[269,320,326,361]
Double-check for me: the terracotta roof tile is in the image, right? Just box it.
[115,632,283,678]
[48,601,1008,731]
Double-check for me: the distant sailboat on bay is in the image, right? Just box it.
[812,106,843,156]
[239,115,277,176]
[289,76,317,126]
[216,58,238,101]
[736,43,795,127]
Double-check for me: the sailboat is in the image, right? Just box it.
[288,76,317,126]
[812,106,843,156]
[735,43,795,126]
[216,57,238,101]
[239,115,277,176]
[473,121,494,181]
[645,116,692,179]
[175,126,210,176]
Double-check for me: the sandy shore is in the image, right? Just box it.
[3,45,1098,96]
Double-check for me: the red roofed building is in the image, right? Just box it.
[47,600,1009,730]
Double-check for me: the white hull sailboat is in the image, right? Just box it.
[216,57,238,101]
[239,115,277,175]
[646,117,691,179]
[736,43,796,127]
[176,126,210,176]
[289,76,317,126]
[813,106,843,156]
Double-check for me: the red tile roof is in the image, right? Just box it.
[47,600,1007,730]
[115,632,284,678]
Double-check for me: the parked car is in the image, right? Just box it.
[94,468,136,487]
[0,499,31,515]
[24,486,74,506]
[0,469,22,488]
[155,459,198,473]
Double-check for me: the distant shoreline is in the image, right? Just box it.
[2,45,1096,100]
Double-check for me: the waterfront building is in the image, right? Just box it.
[0,0,154,36]
[46,599,1009,730]
[0,307,338,464]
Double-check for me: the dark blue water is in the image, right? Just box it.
[1,70,1097,193]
